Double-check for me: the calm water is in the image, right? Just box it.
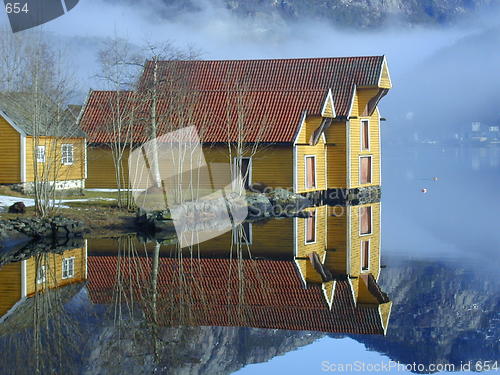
[0,145,498,374]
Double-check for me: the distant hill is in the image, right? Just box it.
[107,0,497,28]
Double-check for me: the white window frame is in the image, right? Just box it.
[61,144,74,165]
[361,239,370,272]
[37,265,46,284]
[359,205,373,236]
[359,155,373,185]
[62,257,75,279]
[36,145,46,163]
[233,157,252,189]
[304,209,317,245]
[232,222,253,245]
[360,119,370,151]
[304,155,317,190]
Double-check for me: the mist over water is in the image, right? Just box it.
[0,0,498,141]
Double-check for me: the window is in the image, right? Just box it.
[233,222,252,244]
[359,206,372,235]
[234,157,251,190]
[61,144,74,165]
[361,120,370,150]
[360,156,372,184]
[62,257,75,279]
[361,240,370,271]
[305,210,316,244]
[37,265,46,284]
[305,155,316,189]
[36,145,46,163]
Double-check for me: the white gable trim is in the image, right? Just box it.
[293,111,307,146]
[377,56,392,88]
[321,88,336,118]
[347,84,357,118]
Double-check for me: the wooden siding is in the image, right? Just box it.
[295,116,327,193]
[295,206,327,283]
[379,60,392,89]
[325,206,348,274]
[322,95,335,118]
[324,121,347,188]
[0,263,22,317]
[349,88,381,188]
[348,202,381,279]
[87,146,130,188]
[0,115,21,183]
[25,136,85,183]
[88,144,294,190]
[25,247,87,296]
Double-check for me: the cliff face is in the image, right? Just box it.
[109,0,496,28]
[349,260,500,370]
[83,324,322,375]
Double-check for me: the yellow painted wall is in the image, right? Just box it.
[349,89,381,188]
[87,146,130,188]
[295,116,327,193]
[295,205,327,283]
[325,206,348,274]
[88,144,294,191]
[0,263,22,317]
[348,202,381,279]
[0,115,21,183]
[324,121,347,188]
[25,247,87,296]
[379,61,392,89]
[25,136,85,183]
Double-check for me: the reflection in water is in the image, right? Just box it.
[0,202,391,373]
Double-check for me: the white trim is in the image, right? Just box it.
[61,143,74,165]
[347,276,357,307]
[347,85,357,118]
[293,111,308,146]
[377,107,382,186]
[377,203,382,282]
[378,303,392,336]
[84,139,88,179]
[21,260,27,298]
[36,145,46,163]
[346,120,351,188]
[322,280,336,310]
[304,154,317,190]
[360,119,370,151]
[359,155,373,185]
[360,239,370,273]
[20,134,26,183]
[84,239,88,279]
[62,257,76,279]
[377,56,392,88]
[304,208,317,245]
[321,88,336,118]
[233,156,252,188]
[293,145,297,193]
[359,205,373,236]
[347,206,352,274]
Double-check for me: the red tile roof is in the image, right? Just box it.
[87,256,385,335]
[80,56,385,144]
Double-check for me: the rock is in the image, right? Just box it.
[267,188,312,216]
[8,202,26,214]
[245,193,272,218]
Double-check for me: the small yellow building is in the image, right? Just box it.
[0,243,87,322]
[0,93,86,193]
[79,56,391,196]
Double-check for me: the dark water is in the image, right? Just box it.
[0,145,498,374]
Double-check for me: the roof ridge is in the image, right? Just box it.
[150,55,384,63]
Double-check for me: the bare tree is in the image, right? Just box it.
[0,29,80,217]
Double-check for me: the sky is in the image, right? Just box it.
[1,0,500,139]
